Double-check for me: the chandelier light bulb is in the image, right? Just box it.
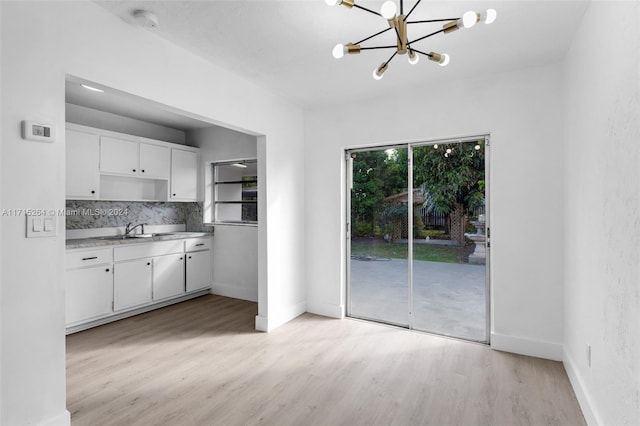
[372,63,387,80]
[380,1,397,20]
[408,51,419,65]
[332,43,346,59]
[433,144,438,149]
[480,9,497,24]
[461,11,478,28]
[325,0,341,6]
[439,53,450,66]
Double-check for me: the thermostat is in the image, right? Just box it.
[21,120,55,142]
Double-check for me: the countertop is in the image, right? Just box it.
[66,232,213,250]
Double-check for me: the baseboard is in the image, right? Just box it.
[255,300,306,332]
[563,347,601,426]
[305,301,344,319]
[40,410,70,426]
[491,332,563,361]
[211,282,258,303]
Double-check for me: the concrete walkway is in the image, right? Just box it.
[350,258,486,342]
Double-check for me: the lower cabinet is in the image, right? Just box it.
[113,258,153,311]
[153,253,185,300]
[66,265,113,325]
[66,237,212,331]
[186,250,212,292]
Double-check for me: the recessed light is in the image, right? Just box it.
[133,10,159,28]
[80,84,104,93]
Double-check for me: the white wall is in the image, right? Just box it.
[563,2,640,425]
[66,103,187,144]
[190,126,259,302]
[0,1,305,425]
[304,63,566,360]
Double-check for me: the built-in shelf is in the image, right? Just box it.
[100,175,168,201]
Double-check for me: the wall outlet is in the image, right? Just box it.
[586,344,592,368]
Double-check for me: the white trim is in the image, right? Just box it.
[211,282,258,302]
[254,300,306,332]
[39,410,71,426]
[306,301,344,319]
[563,347,601,426]
[491,332,563,361]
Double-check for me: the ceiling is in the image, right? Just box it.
[72,0,589,129]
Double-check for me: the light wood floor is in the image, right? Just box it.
[67,295,586,426]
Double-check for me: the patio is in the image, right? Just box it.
[349,257,487,342]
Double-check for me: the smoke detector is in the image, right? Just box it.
[133,9,158,29]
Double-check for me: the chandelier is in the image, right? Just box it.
[326,0,497,80]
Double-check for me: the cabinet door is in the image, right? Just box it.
[140,143,170,179]
[113,259,153,311]
[66,266,113,325]
[66,129,99,199]
[186,250,212,292]
[100,136,139,176]
[170,149,198,201]
[153,253,185,300]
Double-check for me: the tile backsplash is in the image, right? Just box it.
[65,200,213,233]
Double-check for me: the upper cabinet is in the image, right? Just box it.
[100,136,139,176]
[170,149,198,201]
[140,143,170,179]
[100,137,171,179]
[66,123,199,202]
[66,128,100,199]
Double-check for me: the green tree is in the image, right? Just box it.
[413,141,485,243]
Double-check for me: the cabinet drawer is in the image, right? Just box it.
[114,240,184,262]
[66,248,113,269]
[185,238,212,252]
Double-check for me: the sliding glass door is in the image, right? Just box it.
[348,147,409,327]
[347,138,489,343]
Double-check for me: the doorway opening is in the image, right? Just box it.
[346,136,490,343]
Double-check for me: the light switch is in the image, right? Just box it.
[32,218,43,232]
[26,214,57,238]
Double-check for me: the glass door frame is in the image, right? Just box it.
[345,134,491,344]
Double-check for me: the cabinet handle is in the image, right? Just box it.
[188,256,192,259]
[172,193,176,197]
[105,268,110,272]
[91,190,96,194]
[147,262,151,266]
[195,243,205,247]
[141,169,145,173]
[133,169,136,172]
[179,257,183,261]
[82,256,98,261]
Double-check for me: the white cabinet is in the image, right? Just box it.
[153,253,185,300]
[185,238,212,292]
[65,248,113,326]
[171,149,198,201]
[65,265,113,325]
[140,143,170,179]
[113,258,153,311]
[100,136,139,176]
[66,128,99,199]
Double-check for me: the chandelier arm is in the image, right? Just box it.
[400,0,404,15]
[360,45,398,51]
[355,27,392,45]
[382,51,398,68]
[407,18,460,24]
[408,28,445,45]
[353,4,382,17]
[403,0,422,21]
[408,48,433,58]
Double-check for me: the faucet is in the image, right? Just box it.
[125,222,146,236]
